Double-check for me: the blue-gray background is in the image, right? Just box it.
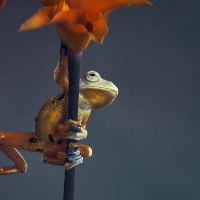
[0,0,200,199]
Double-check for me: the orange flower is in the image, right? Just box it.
[19,0,152,52]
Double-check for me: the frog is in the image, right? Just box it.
[0,50,118,175]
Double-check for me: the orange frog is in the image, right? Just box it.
[0,52,118,175]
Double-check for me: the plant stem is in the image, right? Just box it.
[63,45,82,200]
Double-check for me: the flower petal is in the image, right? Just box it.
[50,10,75,24]
[19,6,53,32]
[56,23,91,52]
[89,16,108,44]
[40,0,70,12]
[39,0,61,6]
[0,0,6,11]
[77,0,152,14]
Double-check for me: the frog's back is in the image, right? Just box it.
[35,91,68,142]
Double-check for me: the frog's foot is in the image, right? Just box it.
[0,145,27,175]
[58,142,83,170]
[58,119,87,140]
[64,157,83,170]
[65,148,83,170]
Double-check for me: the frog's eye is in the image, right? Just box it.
[85,71,101,82]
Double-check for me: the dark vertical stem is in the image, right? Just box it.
[63,47,82,200]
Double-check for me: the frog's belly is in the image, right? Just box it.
[35,95,68,143]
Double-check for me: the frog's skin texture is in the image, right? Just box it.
[0,53,118,175]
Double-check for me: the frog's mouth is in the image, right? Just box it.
[80,86,118,95]
[79,86,118,110]
[79,78,118,96]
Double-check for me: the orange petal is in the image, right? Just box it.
[0,0,6,11]
[79,0,152,14]
[89,16,108,44]
[39,0,61,6]
[56,22,91,52]
[50,10,76,24]
[56,0,70,11]
[19,6,53,32]
[65,0,81,8]
[119,0,152,6]
[40,0,70,12]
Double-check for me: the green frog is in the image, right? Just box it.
[0,51,118,175]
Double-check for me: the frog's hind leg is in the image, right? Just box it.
[42,143,92,171]
[0,131,37,175]
[79,143,92,158]
[42,153,66,166]
[0,145,27,175]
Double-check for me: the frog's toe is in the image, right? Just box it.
[69,142,79,149]
[68,124,81,135]
[69,124,81,132]
[64,148,83,170]
[67,119,81,127]
[58,120,86,140]
[64,157,83,170]
[68,124,83,140]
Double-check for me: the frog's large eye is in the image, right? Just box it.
[85,71,101,82]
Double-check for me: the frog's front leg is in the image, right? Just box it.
[58,119,87,140]
[57,120,88,169]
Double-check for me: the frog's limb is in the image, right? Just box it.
[45,149,83,170]
[54,44,69,92]
[42,153,66,165]
[58,143,92,159]
[64,156,83,170]
[65,143,92,170]
[58,119,88,140]
[58,143,92,170]
[42,142,92,169]
[0,145,27,175]
[78,143,92,158]
[0,131,65,174]
[0,132,35,175]
[42,145,83,167]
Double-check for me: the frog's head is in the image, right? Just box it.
[79,71,118,110]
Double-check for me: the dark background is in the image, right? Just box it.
[0,0,200,199]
